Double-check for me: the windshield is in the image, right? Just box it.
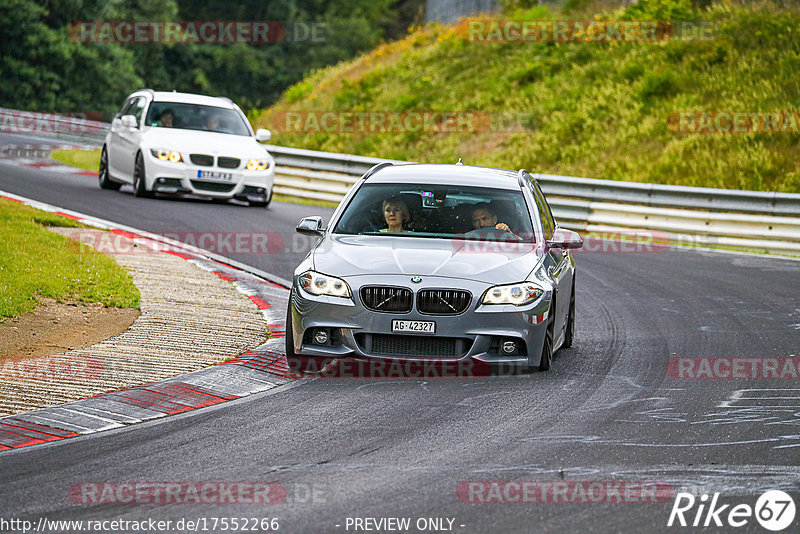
[144,102,251,136]
[334,183,536,242]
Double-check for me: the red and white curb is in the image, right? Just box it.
[0,190,294,452]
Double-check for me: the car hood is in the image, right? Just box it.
[143,128,266,157]
[312,235,541,284]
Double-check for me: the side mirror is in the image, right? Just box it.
[121,115,138,129]
[255,128,271,142]
[296,216,325,237]
[547,228,583,250]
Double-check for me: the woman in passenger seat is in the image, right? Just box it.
[379,197,411,233]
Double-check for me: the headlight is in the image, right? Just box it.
[246,159,270,171]
[299,271,351,298]
[150,149,183,163]
[481,282,543,306]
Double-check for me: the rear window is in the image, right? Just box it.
[334,183,536,242]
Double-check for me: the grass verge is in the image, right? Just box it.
[0,198,140,320]
[51,148,100,172]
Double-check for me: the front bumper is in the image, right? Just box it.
[290,274,552,370]
[145,155,275,199]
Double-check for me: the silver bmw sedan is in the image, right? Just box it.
[287,162,582,376]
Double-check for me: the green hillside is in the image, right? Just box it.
[254,0,800,192]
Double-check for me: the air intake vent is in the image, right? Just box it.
[357,334,471,358]
[217,157,241,169]
[190,154,213,166]
[360,286,412,313]
[417,289,471,315]
[190,180,235,193]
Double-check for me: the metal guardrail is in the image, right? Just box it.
[2,108,798,254]
[265,145,800,254]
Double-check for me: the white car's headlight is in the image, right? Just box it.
[299,271,351,298]
[150,149,183,163]
[246,159,271,171]
[481,282,543,306]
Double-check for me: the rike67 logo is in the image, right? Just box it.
[668,490,796,531]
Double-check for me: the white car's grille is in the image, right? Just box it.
[217,157,241,169]
[189,154,213,166]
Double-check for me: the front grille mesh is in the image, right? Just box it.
[360,286,412,313]
[417,289,471,315]
[189,154,213,166]
[217,156,241,169]
[365,334,468,358]
[190,180,235,193]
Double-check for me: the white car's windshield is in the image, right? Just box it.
[145,102,251,136]
[334,183,536,242]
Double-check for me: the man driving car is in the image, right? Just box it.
[470,203,518,238]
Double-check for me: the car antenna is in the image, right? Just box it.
[456,157,463,165]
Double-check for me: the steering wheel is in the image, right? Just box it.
[465,227,512,239]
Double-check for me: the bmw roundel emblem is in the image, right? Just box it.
[411,276,422,284]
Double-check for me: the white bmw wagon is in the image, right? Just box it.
[99,89,275,207]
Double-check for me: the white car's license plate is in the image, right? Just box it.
[392,320,435,334]
[197,170,233,182]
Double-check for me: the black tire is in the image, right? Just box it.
[538,304,555,372]
[133,152,153,198]
[98,146,121,190]
[563,277,575,348]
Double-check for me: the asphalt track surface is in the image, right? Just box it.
[1,134,799,533]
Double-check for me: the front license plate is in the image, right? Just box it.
[197,170,233,182]
[392,320,435,334]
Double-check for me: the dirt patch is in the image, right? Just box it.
[0,298,139,363]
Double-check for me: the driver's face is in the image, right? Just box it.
[471,208,497,229]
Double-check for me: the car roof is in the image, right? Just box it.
[365,163,523,190]
[133,90,237,109]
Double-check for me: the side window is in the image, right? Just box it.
[533,181,556,238]
[116,98,135,119]
[129,97,146,127]
[524,175,554,239]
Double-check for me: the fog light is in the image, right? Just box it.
[313,329,329,345]
[501,340,518,355]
